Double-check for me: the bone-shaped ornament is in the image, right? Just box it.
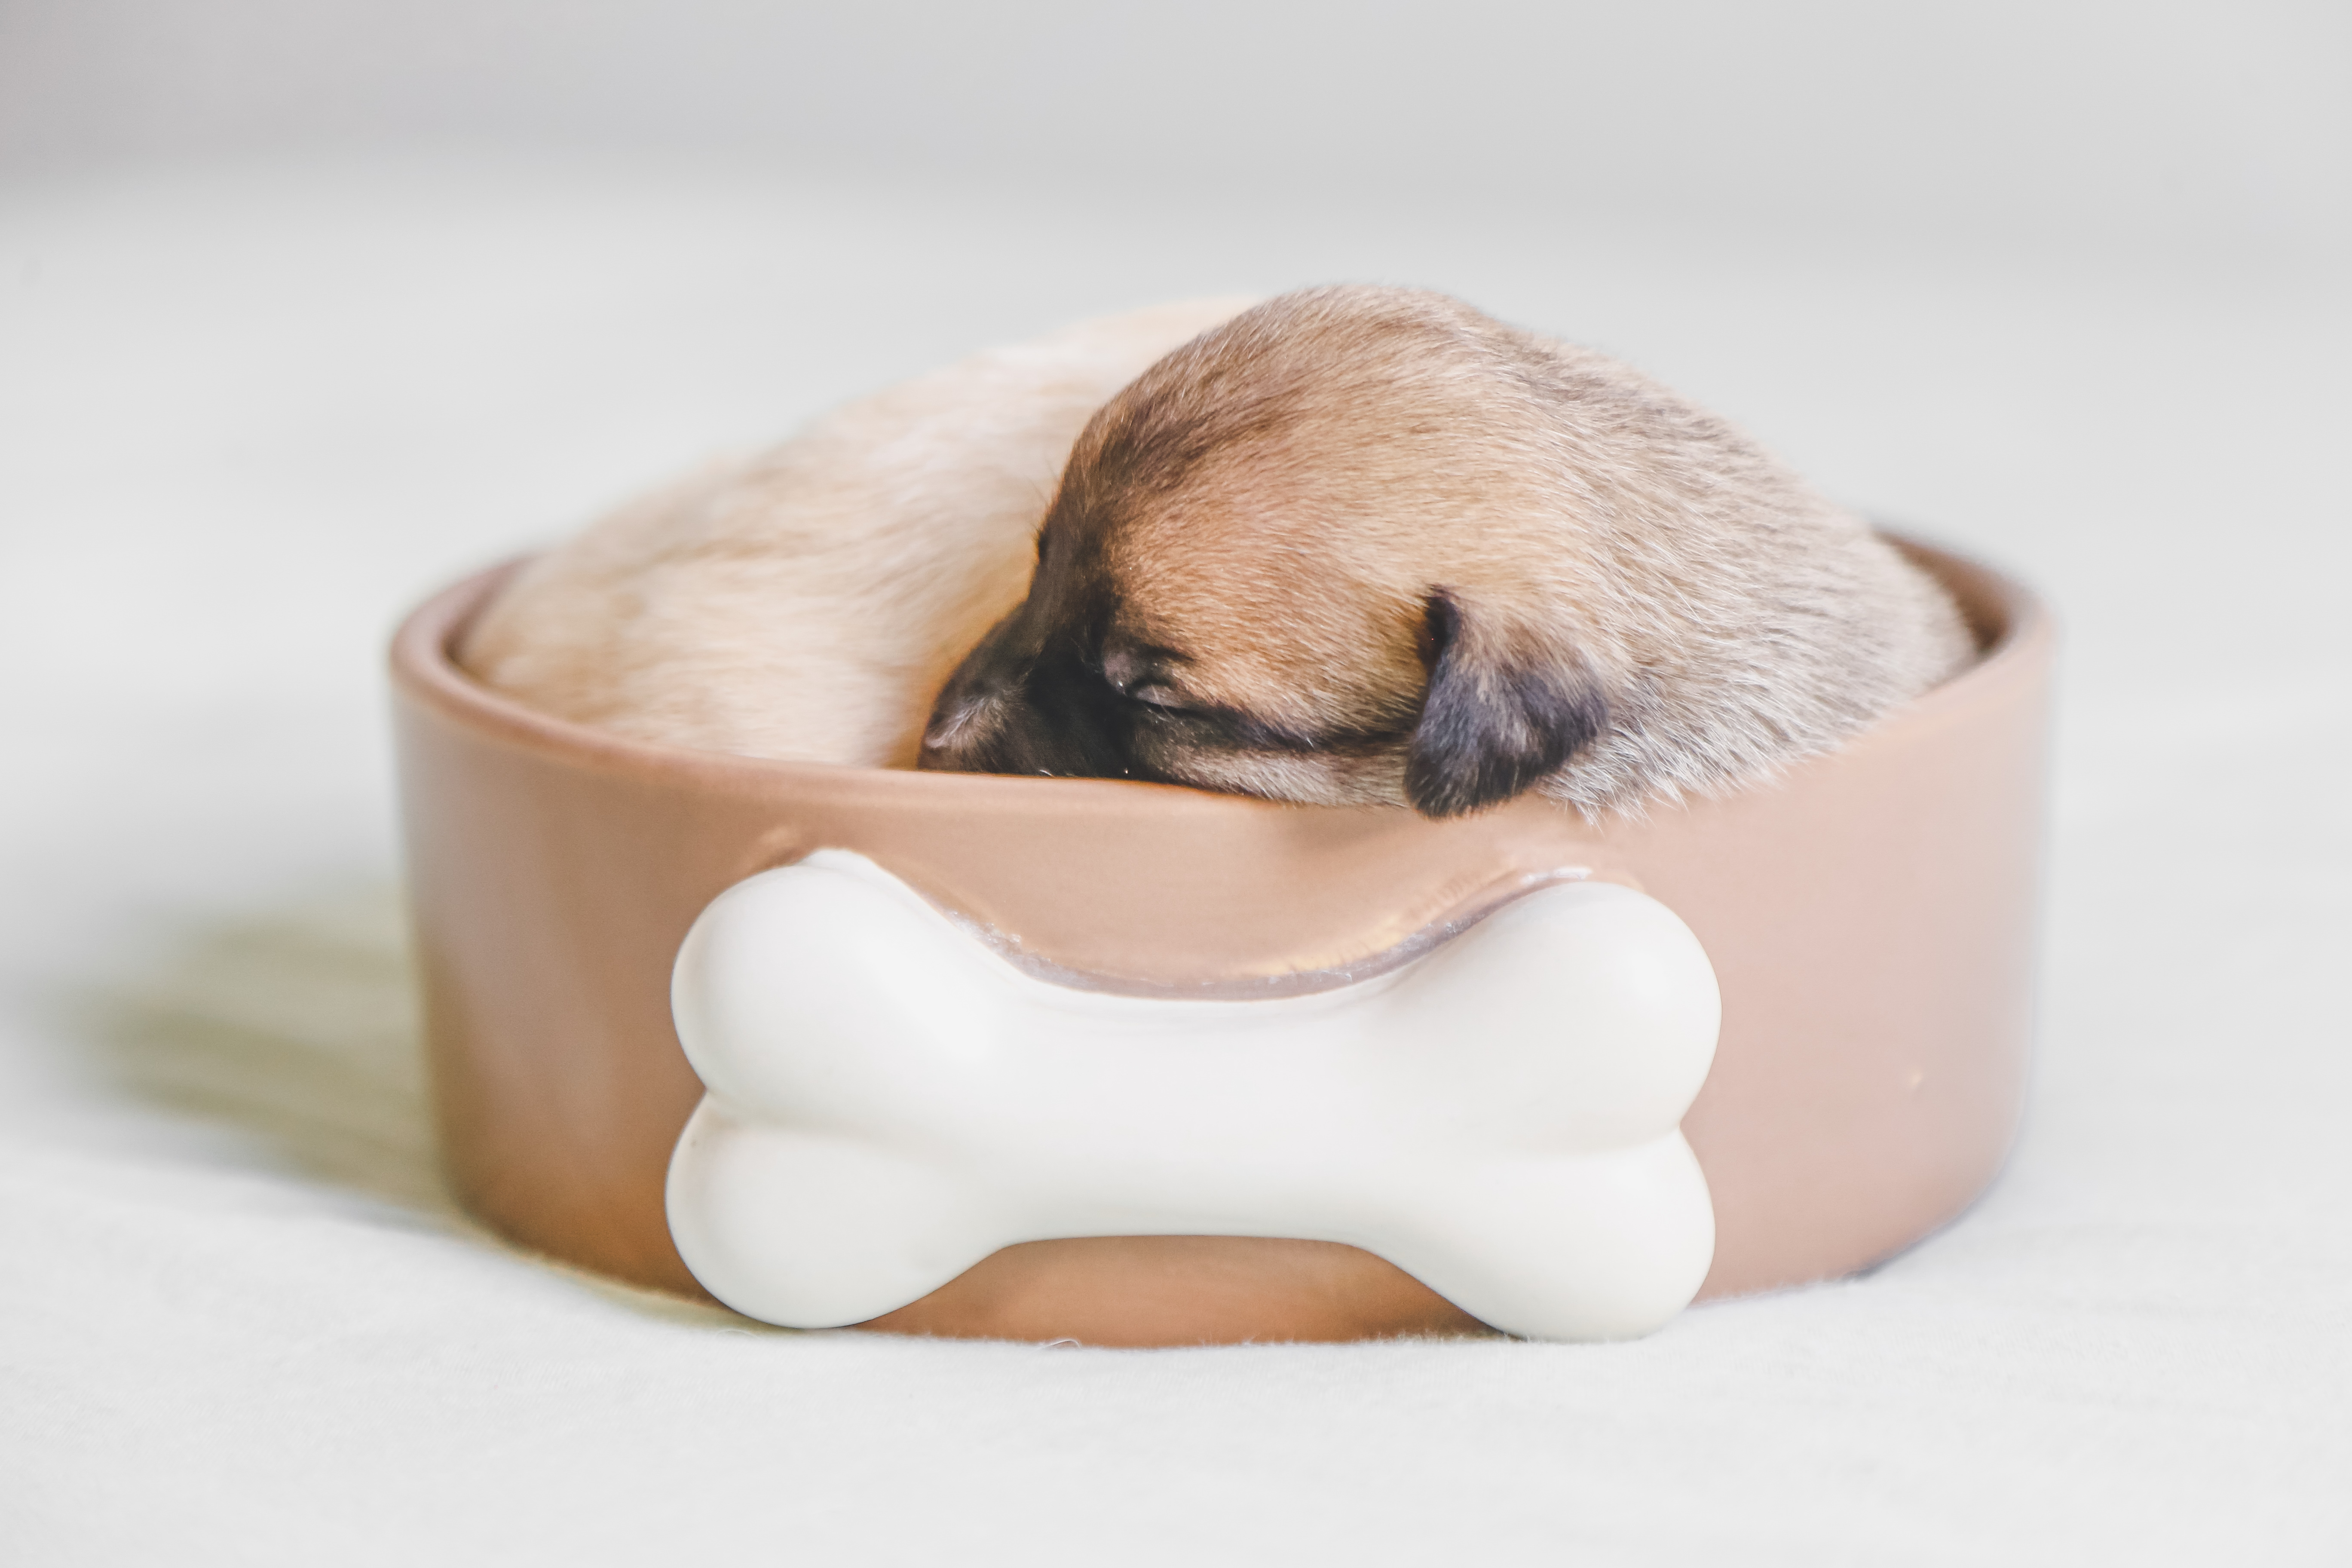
[665,851,1721,1341]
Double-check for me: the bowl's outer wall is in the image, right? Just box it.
[392,544,2051,1340]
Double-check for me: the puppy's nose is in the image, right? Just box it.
[919,694,1004,766]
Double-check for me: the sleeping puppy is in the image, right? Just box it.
[919,285,1975,817]
[461,297,1257,767]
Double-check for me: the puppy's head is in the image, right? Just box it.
[918,287,1611,818]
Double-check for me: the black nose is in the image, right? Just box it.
[916,680,1021,774]
[918,657,1135,779]
[917,609,1029,772]
[920,693,999,758]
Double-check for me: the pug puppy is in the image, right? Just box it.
[919,285,1974,817]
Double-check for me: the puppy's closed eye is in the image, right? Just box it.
[1102,643,1195,712]
[1125,682,1190,710]
[1405,591,1609,819]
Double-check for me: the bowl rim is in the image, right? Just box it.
[390,533,2054,812]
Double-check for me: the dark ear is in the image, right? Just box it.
[1404,590,1608,818]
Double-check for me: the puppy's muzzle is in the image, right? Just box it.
[665,851,1721,1341]
[919,641,1138,779]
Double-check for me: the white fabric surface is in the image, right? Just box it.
[2,155,2346,1564]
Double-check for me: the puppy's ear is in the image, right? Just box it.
[1404,590,1607,819]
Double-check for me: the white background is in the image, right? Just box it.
[2,4,2346,1562]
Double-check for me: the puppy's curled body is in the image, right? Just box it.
[461,297,1259,767]
[920,286,1975,818]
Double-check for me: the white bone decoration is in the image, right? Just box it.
[665,851,1722,1341]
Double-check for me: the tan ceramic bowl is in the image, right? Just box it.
[391,542,2050,1345]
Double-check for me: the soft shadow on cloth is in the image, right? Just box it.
[76,882,754,1326]
[80,881,456,1217]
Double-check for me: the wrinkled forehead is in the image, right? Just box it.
[1093,409,1544,605]
[1054,322,1555,678]
[1093,513,1426,707]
